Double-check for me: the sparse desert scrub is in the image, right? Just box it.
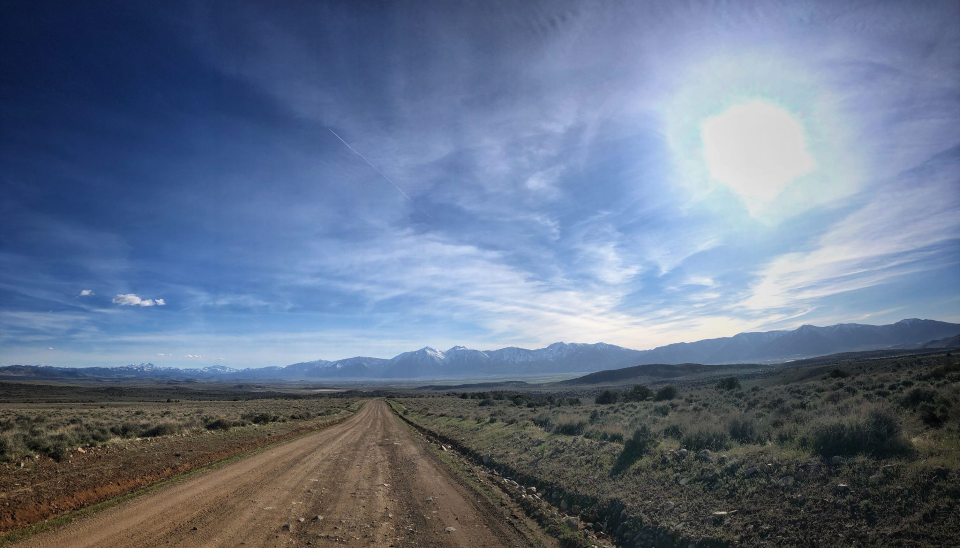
[0,388,362,533]
[393,352,960,547]
[0,393,358,462]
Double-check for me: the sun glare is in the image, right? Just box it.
[700,100,816,211]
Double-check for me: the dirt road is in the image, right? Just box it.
[14,401,548,548]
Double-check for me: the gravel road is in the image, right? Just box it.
[14,400,547,547]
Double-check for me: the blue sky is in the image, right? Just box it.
[2,1,958,369]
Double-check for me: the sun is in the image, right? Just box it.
[700,100,816,212]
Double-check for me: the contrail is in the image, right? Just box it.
[328,128,431,218]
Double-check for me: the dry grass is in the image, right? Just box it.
[392,352,960,546]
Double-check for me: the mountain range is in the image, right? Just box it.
[2,319,957,381]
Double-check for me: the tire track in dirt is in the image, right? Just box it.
[11,401,551,548]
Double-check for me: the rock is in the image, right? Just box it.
[711,511,731,524]
[678,449,689,458]
[836,483,851,494]
[678,477,691,486]
[77,447,86,454]
[780,476,794,487]
[425,497,434,502]
[744,467,759,478]
[526,486,537,495]
[297,518,305,523]
[571,505,581,514]
[697,449,713,461]
[482,453,492,464]
[718,455,728,465]
[445,527,457,533]
[662,501,675,511]
[312,515,323,521]
[831,456,844,466]
[563,516,581,530]
[282,523,292,531]
[881,464,897,475]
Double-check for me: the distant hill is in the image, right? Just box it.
[2,318,956,381]
[629,319,958,365]
[561,362,767,386]
[919,334,960,349]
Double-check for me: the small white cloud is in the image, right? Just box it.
[78,289,94,297]
[183,354,202,358]
[113,294,165,307]
[47,347,53,350]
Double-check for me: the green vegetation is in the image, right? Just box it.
[653,385,678,401]
[715,376,741,390]
[393,352,960,546]
[0,398,348,462]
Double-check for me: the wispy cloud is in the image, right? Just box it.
[113,294,166,307]
[1,1,957,368]
[744,149,960,313]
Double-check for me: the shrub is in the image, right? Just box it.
[927,361,960,379]
[204,417,233,431]
[728,415,758,443]
[901,387,938,408]
[0,434,18,462]
[682,428,731,451]
[533,414,554,430]
[614,425,657,472]
[605,430,625,443]
[918,403,950,428]
[653,404,671,417]
[623,385,653,402]
[75,423,113,444]
[554,420,587,436]
[144,422,181,437]
[662,424,684,439]
[654,385,678,401]
[47,434,74,462]
[828,369,850,379]
[716,377,741,390]
[111,421,145,438]
[595,390,620,405]
[242,412,277,424]
[809,409,911,458]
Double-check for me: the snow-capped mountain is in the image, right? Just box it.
[2,319,956,381]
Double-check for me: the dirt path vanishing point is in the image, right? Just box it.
[13,400,550,548]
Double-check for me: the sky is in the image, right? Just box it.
[1,1,959,369]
